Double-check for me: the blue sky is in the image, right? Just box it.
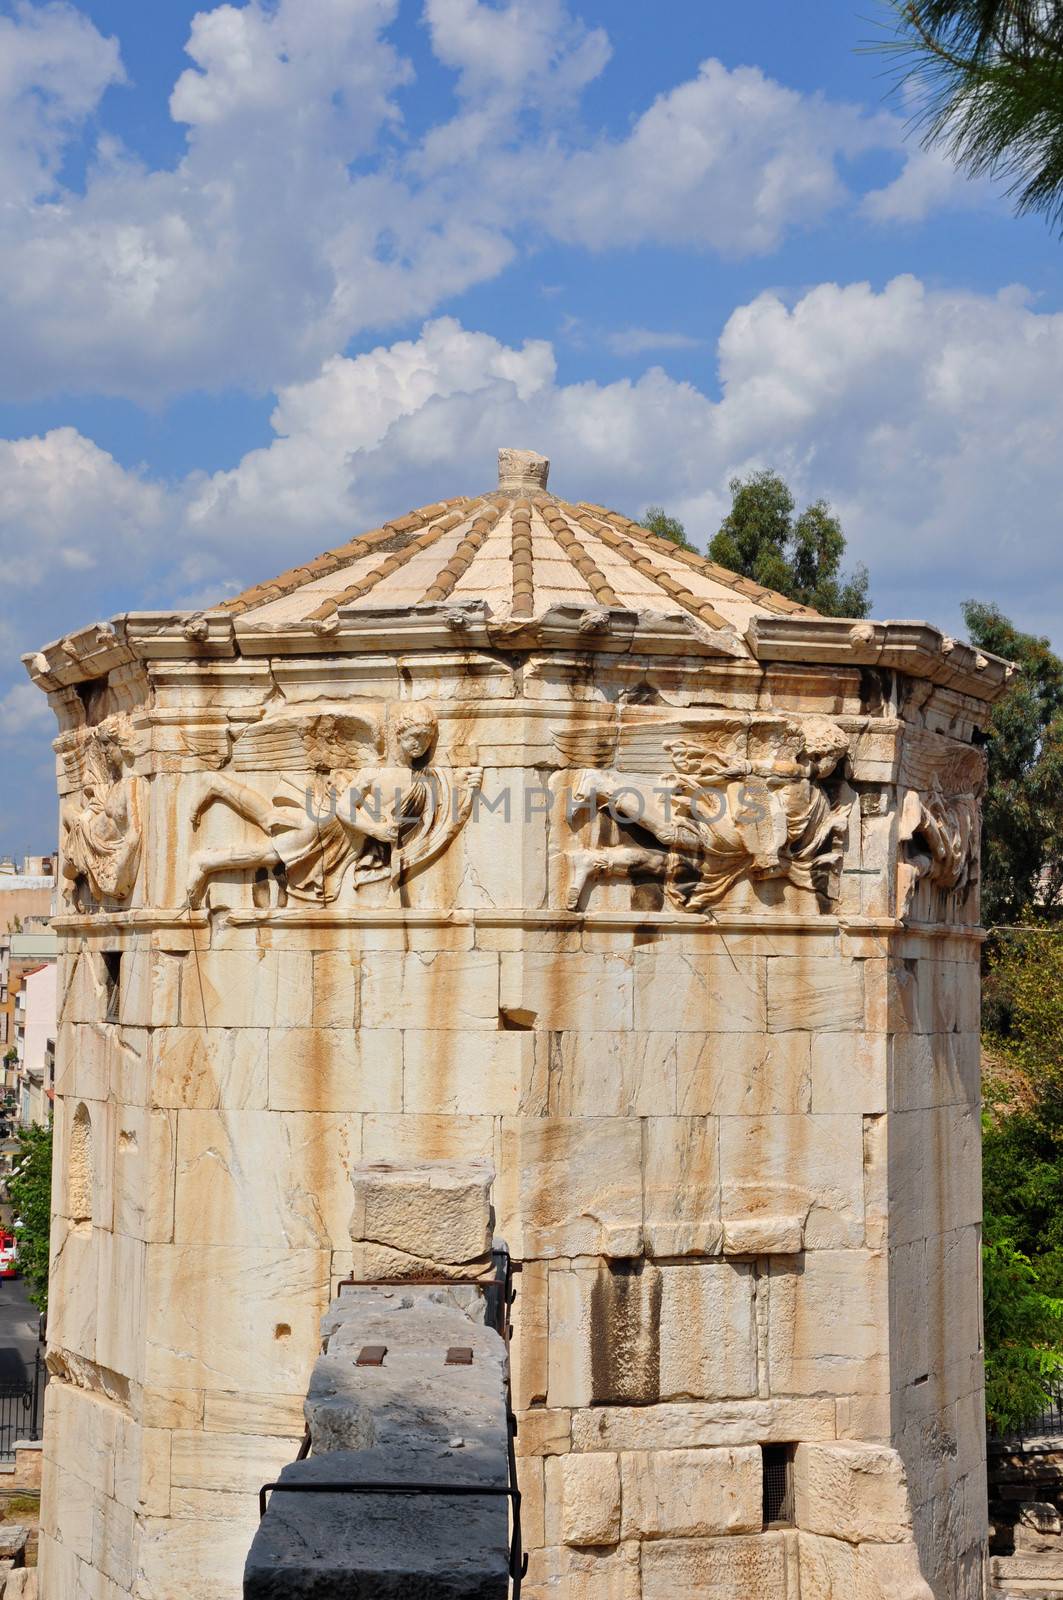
[1,0,1061,850]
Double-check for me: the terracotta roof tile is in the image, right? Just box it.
[510,500,535,618]
[570,512,732,632]
[422,503,503,603]
[541,503,619,608]
[224,455,817,637]
[305,506,476,622]
[220,497,472,616]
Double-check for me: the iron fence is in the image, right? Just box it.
[0,1348,45,1462]
[990,1384,1063,1445]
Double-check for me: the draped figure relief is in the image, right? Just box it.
[58,713,143,909]
[187,703,481,909]
[557,714,852,913]
[897,745,985,918]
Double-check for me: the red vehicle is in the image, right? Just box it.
[0,1232,18,1279]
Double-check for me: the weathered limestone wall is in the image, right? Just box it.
[886,940,987,1600]
[33,614,996,1599]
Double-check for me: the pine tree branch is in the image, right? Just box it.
[900,1,982,72]
[877,0,1063,231]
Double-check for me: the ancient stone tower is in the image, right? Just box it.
[28,449,1007,1599]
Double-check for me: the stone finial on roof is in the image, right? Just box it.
[498,447,549,492]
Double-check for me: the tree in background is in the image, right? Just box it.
[881,1,1063,233]
[963,601,1063,924]
[708,470,871,617]
[969,605,1063,1427]
[7,1122,52,1314]
[640,505,695,551]
[982,1234,1063,1432]
[982,927,1063,1429]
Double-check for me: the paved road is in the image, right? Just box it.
[0,1276,40,1387]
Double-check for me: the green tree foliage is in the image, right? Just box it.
[982,928,1063,1429]
[880,1,1063,233]
[640,505,695,551]
[982,1235,1063,1431]
[967,612,1063,1430]
[707,470,871,617]
[963,601,1063,924]
[7,1122,53,1314]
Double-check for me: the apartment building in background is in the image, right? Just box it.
[0,854,58,1125]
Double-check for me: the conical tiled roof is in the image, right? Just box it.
[23,446,1015,704]
[219,449,818,635]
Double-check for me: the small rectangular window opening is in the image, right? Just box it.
[102,952,122,1024]
[762,1443,795,1527]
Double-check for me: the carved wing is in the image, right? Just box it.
[177,726,233,767]
[55,733,92,791]
[554,712,754,774]
[231,707,384,772]
[552,720,618,769]
[938,748,986,797]
[899,735,986,797]
[616,716,749,775]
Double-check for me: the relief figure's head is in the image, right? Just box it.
[393,704,437,765]
[798,717,850,779]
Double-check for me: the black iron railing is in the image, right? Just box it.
[0,1348,46,1462]
[990,1384,1063,1445]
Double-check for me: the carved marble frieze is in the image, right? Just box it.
[186,701,481,909]
[57,713,143,910]
[897,743,986,919]
[553,713,853,915]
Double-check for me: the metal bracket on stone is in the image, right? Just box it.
[355,1345,387,1367]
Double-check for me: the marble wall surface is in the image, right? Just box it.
[26,475,1007,1599]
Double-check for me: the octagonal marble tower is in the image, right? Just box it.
[28,450,1008,1600]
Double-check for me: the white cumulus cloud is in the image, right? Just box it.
[861,146,997,224]
[416,0,611,171]
[0,682,52,739]
[0,423,170,749]
[0,427,164,590]
[541,60,900,256]
[6,276,1062,768]
[0,0,980,404]
[424,0,609,98]
[174,282,1063,638]
[0,0,123,200]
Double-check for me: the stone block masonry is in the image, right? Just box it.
[348,1155,496,1281]
[27,450,1011,1597]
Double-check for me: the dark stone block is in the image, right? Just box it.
[244,1452,510,1599]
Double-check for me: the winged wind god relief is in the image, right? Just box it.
[187,703,482,909]
[897,743,986,921]
[556,714,853,915]
[57,714,144,912]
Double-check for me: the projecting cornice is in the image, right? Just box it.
[746,615,1014,705]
